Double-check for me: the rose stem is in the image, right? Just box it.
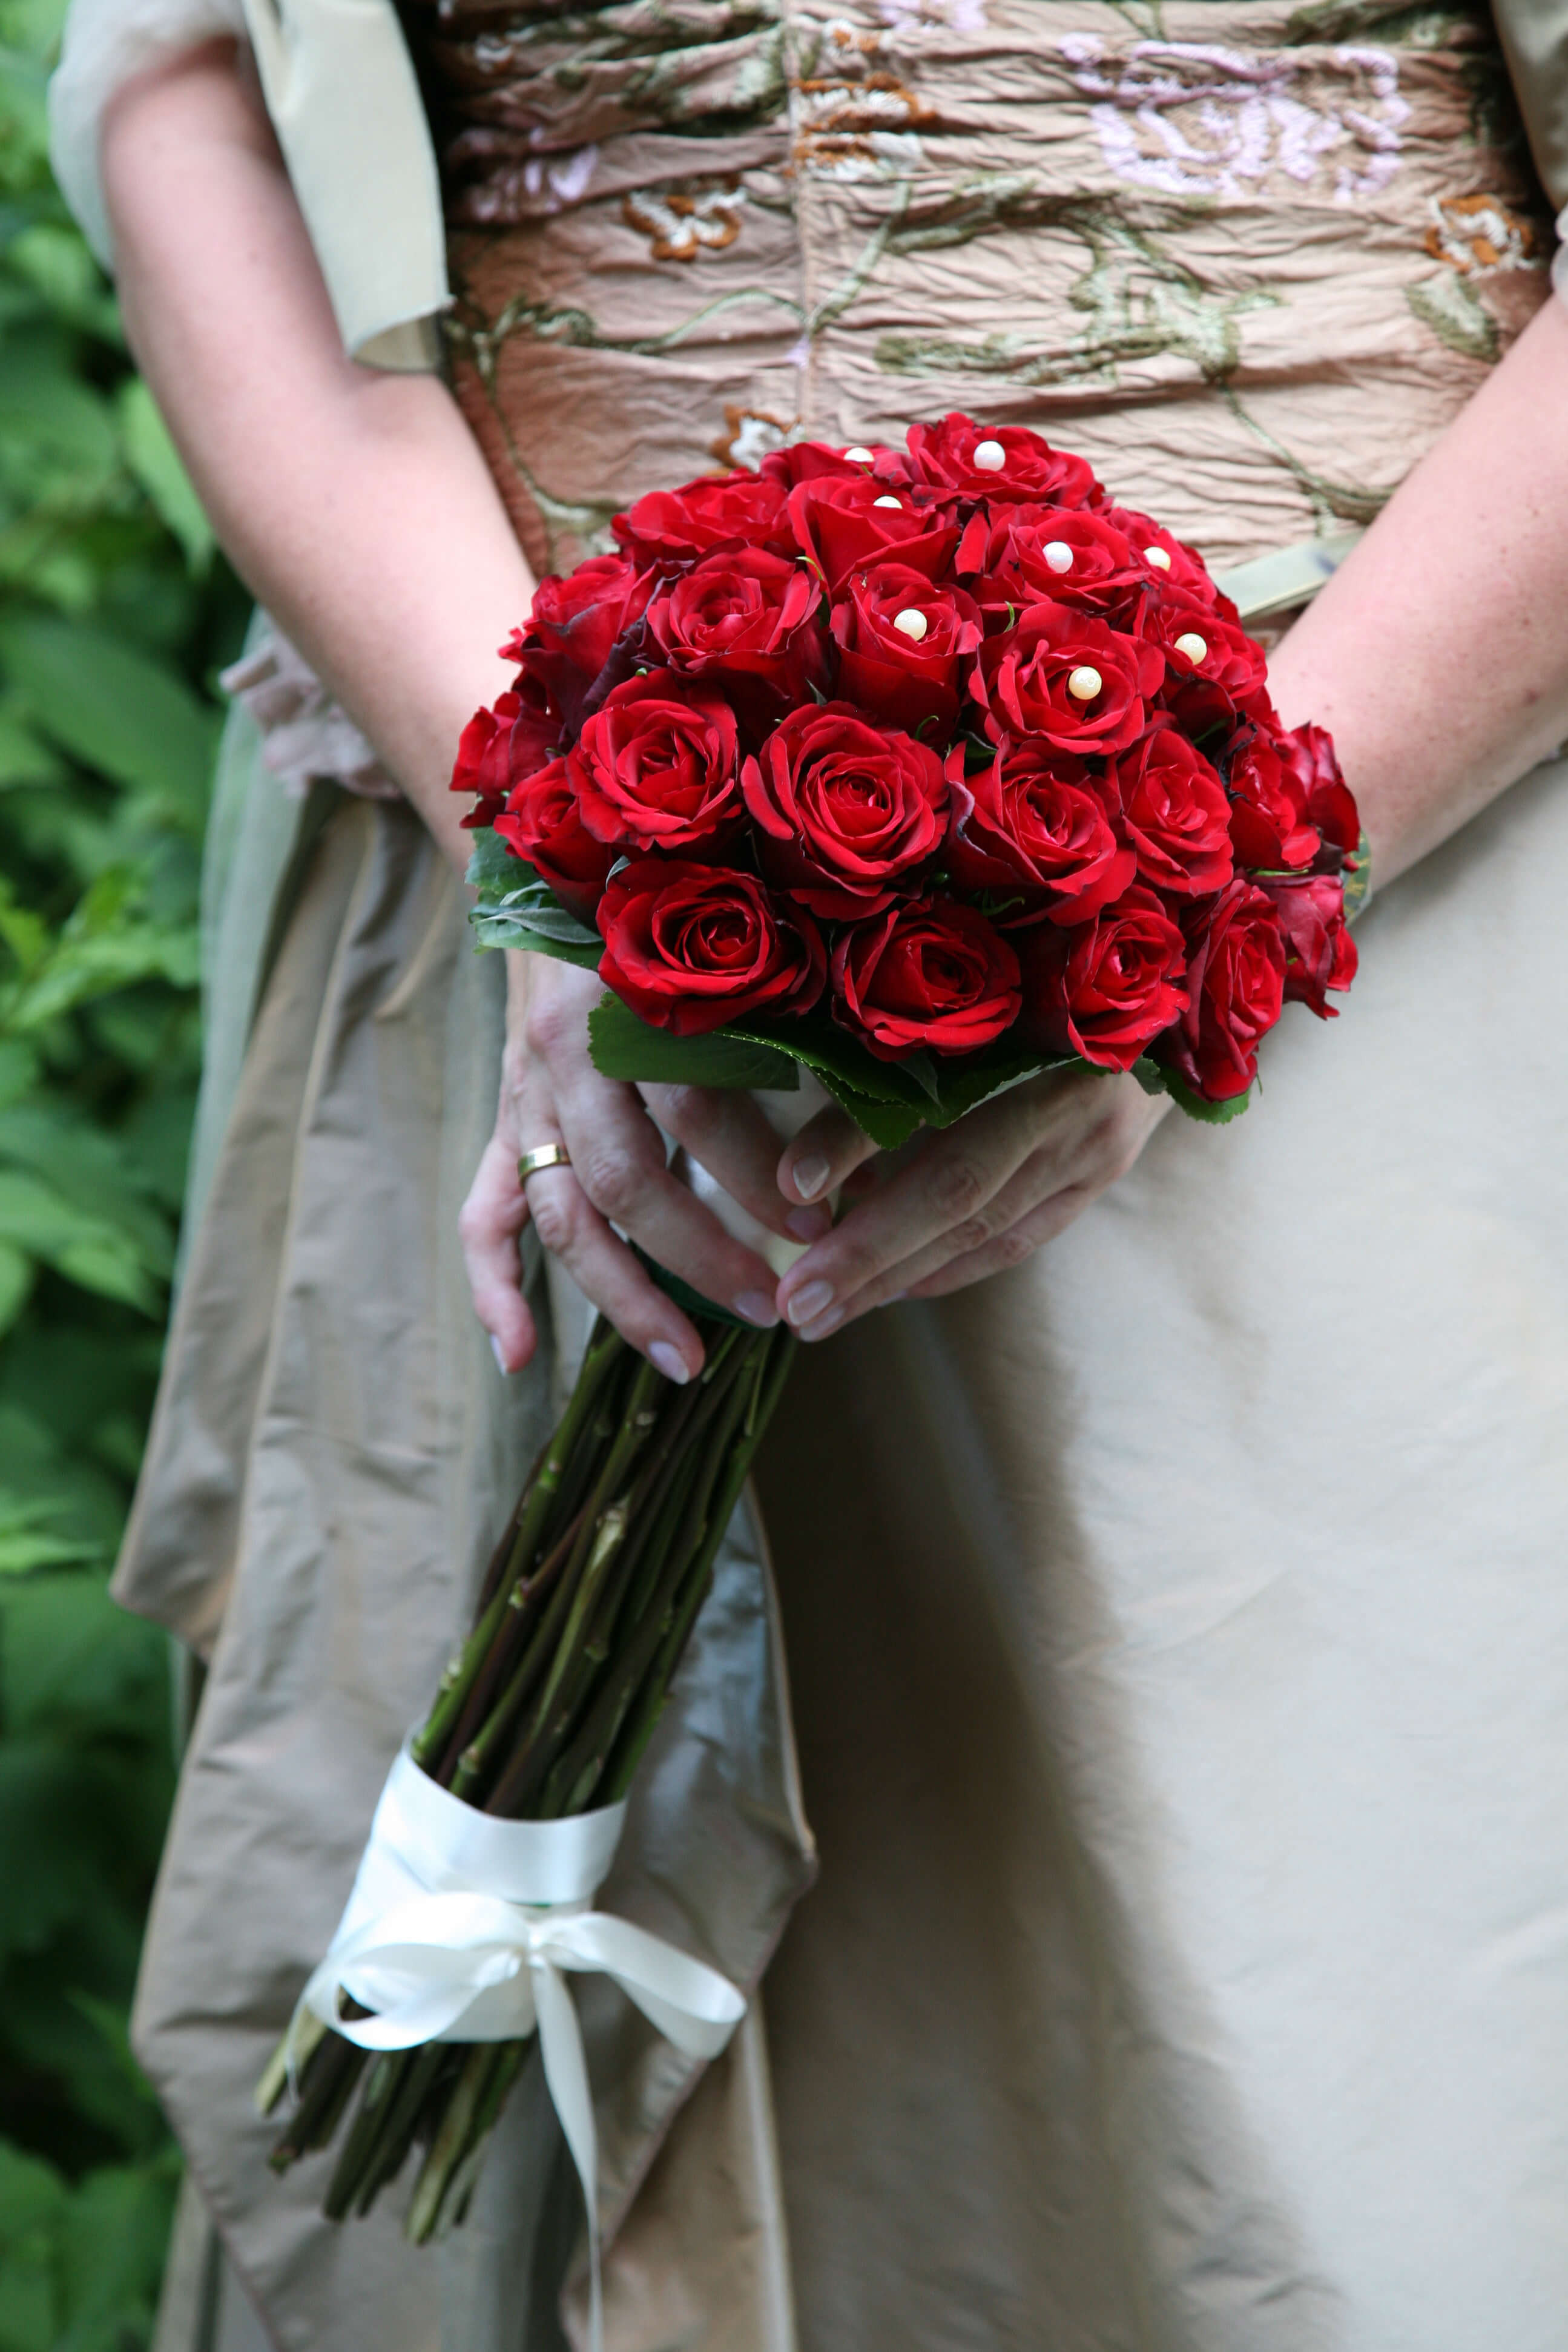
[349,2042,455,2217]
[429,1500,588,1790]
[415,2040,529,2242]
[404,2043,510,2246]
[320,2050,406,2216]
[267,2031,369,2170]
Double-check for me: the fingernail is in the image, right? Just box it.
[885,1290,908,1303]
[785,1205,832,1243]
[734,1290,780,1329]
[785,1278,834,1328]
[800,1305,844,1342]
[649,1340,692,1385]
[791,1153,831,1202]
[490,1334,510,1376]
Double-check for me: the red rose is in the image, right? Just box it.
[742,702,949,917]
[1099,507,1222,607]
[1112,725,1234,896]
[762,441,909,489]
[1254,874,1357,1016]
[1021,885,1188,1070]
[960,505,1145,626]
[597,858,826,1036]
[974,603,1162,756]
[1159,880,1286,1102]
[613,470,794,565]
[946,741,1135,923]
[905,413,1102,507]
[1146,595,1271,731]
[642,548,824,699]
[572,671,740,851]
[493,754,613,918]
[530,554,654,683]
[1276,720,1360,864]
[1225,726,1322,871]
[832,897,1021,1059]
[830,562,983,736]
[452,682,563,829]
[786,474,959,594]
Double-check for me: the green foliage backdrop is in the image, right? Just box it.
[0,12,246,2345]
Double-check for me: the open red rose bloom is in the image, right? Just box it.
[459,416,1360,1118]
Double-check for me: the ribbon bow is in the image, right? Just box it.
[289,1749,746,2352]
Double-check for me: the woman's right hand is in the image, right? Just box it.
[460,952,831,1380]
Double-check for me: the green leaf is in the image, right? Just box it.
[466,839,605,967]
[588,993,800,1090]
[0,613,219,823]
[1159,1066,1253,1123]
[1130,1056,1169,1099]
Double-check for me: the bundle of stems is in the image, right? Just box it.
[260,1311,796,2241]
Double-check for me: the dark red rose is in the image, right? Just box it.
[1146,596,1271,732]
[829,562,983,736]
[960,505,1145,626]
[1159,880,1286,1102]
[530,555,654,682]
[493,754,613,918]
[832,897,1021,1059]
[1099,507,1222,607]
[597,858,826,1036]
[1112,725,1234,897]
[612,470,794,565]
[742,702,949,917]
[974,603,1162,756]
[1254,874,1357,1016]
[786,474,958,594]
[571,670,740,851]
[946,741,1135,923]
[643,548,824,696]
[1021,885,1188,1070]
[452,682,563,829]
[1275,720,1360,864]
[1225,726,1322,871]
[905,413,1102,508]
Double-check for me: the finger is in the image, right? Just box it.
[776,1102,881,1210]
[458,1130,541,1374]
[521,1163,709,1380]
[903,1185,1095,1298]
[639,1084,832,1246]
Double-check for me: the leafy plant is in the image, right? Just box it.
[0,10,246,2346]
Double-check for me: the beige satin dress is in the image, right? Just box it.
[83,5,1568,2349]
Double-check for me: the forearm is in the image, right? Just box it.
[1268,296,1568,894]
[100,46,533,872]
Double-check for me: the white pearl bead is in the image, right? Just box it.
[844,446,875,463]
[1144,545,1173,572]
[874,495,903,510]
[1174,631,1208,664]
[1044,541,1073,573]
[1066,665,1102,702]
[892,607,929,642]
[972,439,1007,471]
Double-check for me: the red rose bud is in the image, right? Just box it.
[530,553,654,682]
[1113,724,1235,897]
[829,562,983,736]
[1275,720,1360,863]
[597,859,826,1036]
[1159,878,1286,1102]
[904,413,1102,508]
[493,754,613,918]
[1021,885,1188,1071]
[1147,596,1271,731]
[946,741,1135,923]
[762,441,909,489]
[832,896,1021,1059]
[612,469,794,566]
[974,603,1162,756]
[962,506,1145,627]
[451,683,563,828]
[1225,725,1323,871]
[742,702,949,918]
[643,547,824,697]
[786,473,959,594]
[1099,506,1223,607]
[1254,874,1357,1016]
[572,670,741,851]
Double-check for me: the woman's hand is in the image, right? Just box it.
[461,952,832,1380]
[771,1067,1171,1339]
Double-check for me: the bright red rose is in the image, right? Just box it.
[946,741,1135,923]
[1099,507,1222,607]
[974,603,1162,756]
[1276,720,1360,863]
[597,858,826,1035]
[959,505,1144,626]
[742,702,949,917]
[493,754,613,917]
[1021,885,1188,1070]
[452,682,564,828]
[612,470,794,565]
[829,562,982,736]
[786,475,959,594]
[530,554,654,683]
[762,441,909,489]
[643,548,824,694]
[1146,595,1271,731]
[832,897,1021,1058]
[572,671,740,851]
[1113,725,1234,896]
[1225,726,1322,871]
[905,413,1102,507]
[1159,880,1286,1102]
[1254,874,1357,1016]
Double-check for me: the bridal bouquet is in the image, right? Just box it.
[263,417,1360,2281]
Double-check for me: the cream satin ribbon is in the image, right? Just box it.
[291,1748,746,2351]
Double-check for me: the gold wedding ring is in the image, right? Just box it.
[518,1142,572,1182]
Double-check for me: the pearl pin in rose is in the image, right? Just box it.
[1066,665,1102,701]
[1174,632,1208,664]
[972,440,1007,472]
[893,609,929,642]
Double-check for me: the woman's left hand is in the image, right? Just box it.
[772,1067,1171,1339]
